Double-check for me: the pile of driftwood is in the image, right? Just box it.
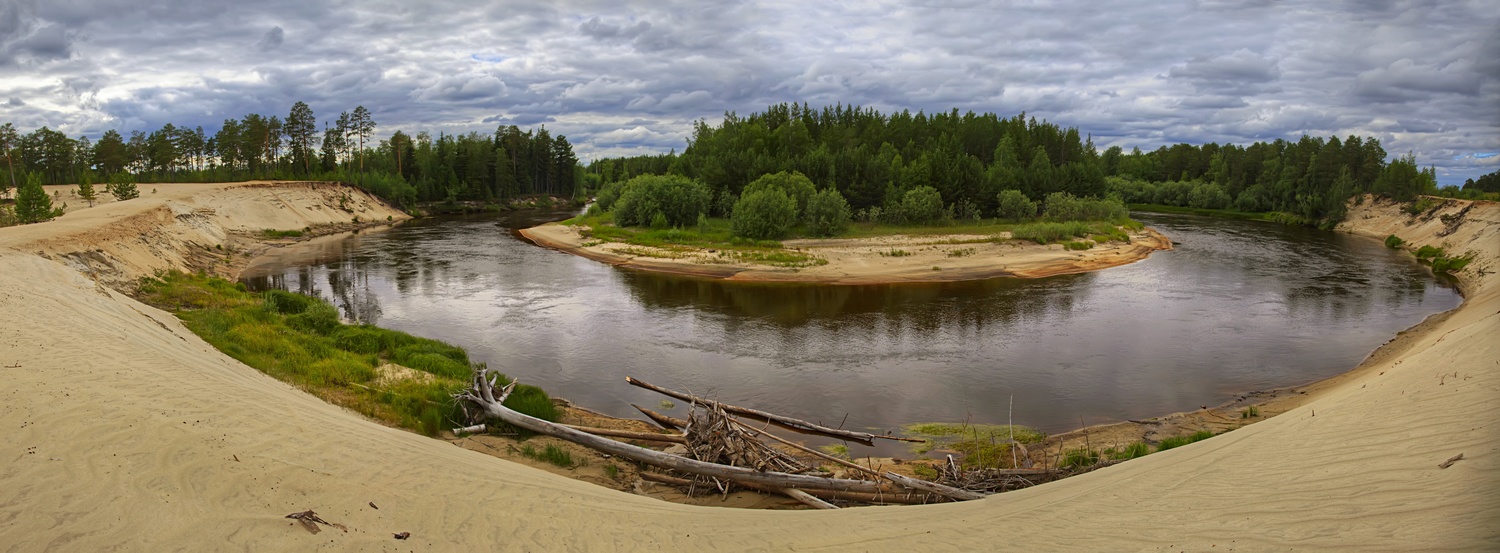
[455,367,986,508]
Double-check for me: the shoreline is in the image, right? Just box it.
[519,221,1173,284]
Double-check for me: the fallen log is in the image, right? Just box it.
[559,424,686,444]
[730,420,986,502]
[458,372,888,494]
[884,472,987,501]
[639,472,934,506]
[631,404,687,430]
[625,377,923,445]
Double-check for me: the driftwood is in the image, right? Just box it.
[632,404,687,430]
[1439,453,1464,469]
[626,377,923,445]
[684,403,807,474]
[639,472,935,506]
[560,424,686,444]
[458,372,887,494]
[730,419,986,502]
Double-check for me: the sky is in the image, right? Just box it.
[1,0,1496,184]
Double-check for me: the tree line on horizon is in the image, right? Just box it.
[0,104,581,210]
[588,103,1496,226]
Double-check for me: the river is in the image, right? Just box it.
[241,211,1461,452]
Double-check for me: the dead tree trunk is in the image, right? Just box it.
[625,377,923,445]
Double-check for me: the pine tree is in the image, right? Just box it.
[77,171,98,207]
[15,173,57,223]
[108,172,140,201]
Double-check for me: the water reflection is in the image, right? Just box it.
[240,211,1460,453]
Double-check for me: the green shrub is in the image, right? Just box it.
[263,290,318,315]
[595,180,624,211]
[1107,442,1150,460]
[804,188,851,237]
[1431,254,1473,274]
[286,301,341,335]
[742,171,816,218]
[612,174,712,228]
[1156,430,1216,451]
[1059,447,1099,469]
[1063,241,1092,251]
[331,325,388,354]
[1042,192,1128,221]
[995,189,1038,221]
[1414,245,1444,259]
[521,443,575,468]
[901,186,945,224]
[731,187,797,240]
[1011,221,1092,244]
[1384,235,1405,249]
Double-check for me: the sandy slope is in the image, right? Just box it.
[1,187,1495,551]
[521,222,1172,283]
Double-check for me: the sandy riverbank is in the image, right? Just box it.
[521,221,1172,283]
[1,186,1495,550]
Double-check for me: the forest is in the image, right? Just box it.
[589,103,1493,228]
[0,102,581,211]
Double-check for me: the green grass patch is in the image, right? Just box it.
[1384,235,1405,249]
[136,271,557,437]
[1156,430,1216,451]
[520,443,576,468]
[1063,240,1092,251]
[1240,405,1260,419]
[904,422,1047,467]
[1415,245,1445,259]
[910,463,940,480]
[261,228,306,238]
[818,444,851,459]
[1105,442,1150,460]
[1059,447,1100,470]
[879,248,912,257]
[723,249,827,267]
[1405,197,1441,215]
[946,247,976,258]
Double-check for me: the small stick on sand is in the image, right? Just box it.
[1438,453,1464,469]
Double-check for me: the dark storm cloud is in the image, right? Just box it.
[256,26,284,51]
[0,0,1494,182]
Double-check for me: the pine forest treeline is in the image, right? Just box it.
[590,103,1473,225]
[0,102,580,208]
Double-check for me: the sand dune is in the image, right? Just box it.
[1,185,1495,550]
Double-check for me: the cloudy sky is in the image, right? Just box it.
[1,0,1495,183]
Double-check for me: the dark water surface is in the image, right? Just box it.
[242,212,1460,451]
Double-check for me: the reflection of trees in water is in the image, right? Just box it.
[325,263,383,325]
[617,271,1091,343]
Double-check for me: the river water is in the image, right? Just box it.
[241,212,1460,450]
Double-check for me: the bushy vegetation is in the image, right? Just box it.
[520,443,576,468]
[900,185,946,224]
[138,271,557,436]
[995,189,1038,221]
[803,188,852,237]
[742,171,816,218]
[612,174,712,228]
[1042,192,1128,222]
[1384,234,1405,249]
[1105,442,1150,460]
[730,187,798,239]
[1009,220,1127,245]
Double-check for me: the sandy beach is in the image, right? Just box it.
[520,221,1173,283]
[1,184,1495,550]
